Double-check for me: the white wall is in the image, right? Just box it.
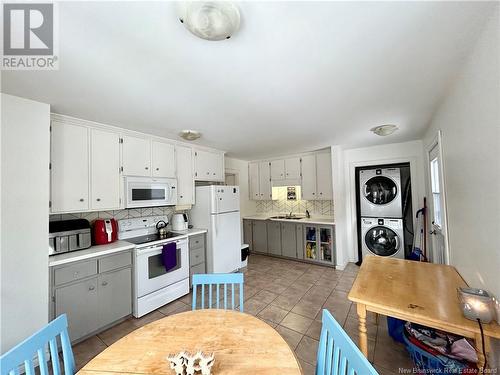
[224,157,256,217]
[1,94,50,353]
[423,10,500,300]
[332,140,426,269]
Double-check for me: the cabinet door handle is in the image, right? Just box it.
[79,198,85,202]
[145,166,149,170]
[96,198,101,202]
[206,172,210,175]
[156,167,159,171]
[180,195,183,198]
[312,192,315,195]
[101,281,108,286]
[88,285,95,291]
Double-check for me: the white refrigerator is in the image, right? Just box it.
[190,185,242,274]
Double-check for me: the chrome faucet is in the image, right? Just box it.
[286,211,293,219]
[306,210,310,219]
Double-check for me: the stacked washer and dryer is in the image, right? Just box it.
[359,168,405,260]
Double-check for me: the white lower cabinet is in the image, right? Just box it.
[50,121,89,212]
[91,129,121,210]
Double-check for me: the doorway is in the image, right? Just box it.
[426,130,449,264]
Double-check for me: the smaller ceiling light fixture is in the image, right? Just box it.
[178,1,240,41]
[179,130,202,141]
[370,124,399,136]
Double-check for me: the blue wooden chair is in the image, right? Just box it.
[316,309,378,375]
[0,314,75,375]
[192,273,244,312]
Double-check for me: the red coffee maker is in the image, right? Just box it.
[93,219,118,245]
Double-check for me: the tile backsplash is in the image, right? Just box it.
[256,186,333,216]
[49,206,180,222]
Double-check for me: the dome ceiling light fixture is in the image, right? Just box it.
[370,124,399,136]
[178,1,240,41]
[179,130,202,141]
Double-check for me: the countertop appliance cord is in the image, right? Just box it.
[477,318,487,369]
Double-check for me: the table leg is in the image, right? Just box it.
[474,332,486,369]
[356,303,368,357]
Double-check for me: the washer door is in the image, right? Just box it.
[364,226,400,256]
[363,176,397,205]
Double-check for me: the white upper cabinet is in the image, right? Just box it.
[91,129,121,210]
[51,121,89,212]
[248,162,272,200]
[194,149,224,181]
[315,152,333,200]
[300,154,317,200]
[258,161,272,200]
[152,141,175,178]
[285,157,301,179]
[175,145,194,205]
[249,162,260,200]
[270,160,285,180]
[122,135,151,176]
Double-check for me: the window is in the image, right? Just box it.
[430,157,441,227]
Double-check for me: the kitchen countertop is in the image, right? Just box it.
[48,240,135,267]
[48,229,208,267]
[243,214,335,226]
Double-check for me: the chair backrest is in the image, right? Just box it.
[192,273,244,312]
[316,309,378,375]
[0,314,75,375]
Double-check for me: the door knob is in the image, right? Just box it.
[102,281,108,286]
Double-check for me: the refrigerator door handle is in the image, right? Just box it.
[215,194,219,235]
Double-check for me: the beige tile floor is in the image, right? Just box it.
[73,254,415,374]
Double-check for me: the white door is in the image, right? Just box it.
[259,161,271,200]
[175,145,194,205]
[301,154,317,200]
[212,186,240,213]
[270,160,285,180]
[249,162,260,200]
[285,157,301,179]
[210,211,241,273]
[122,135,151,176]
[316,152,333,200]
[91,129,121,210]
[427,131,449,264]
[152,141,175,178]
[51,121,89,212]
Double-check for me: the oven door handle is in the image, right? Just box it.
[137,245,166,256]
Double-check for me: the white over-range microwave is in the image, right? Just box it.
[125,177,177,208]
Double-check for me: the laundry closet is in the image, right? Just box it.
[355,163,414,263]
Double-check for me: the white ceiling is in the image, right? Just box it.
[2,1,495,159]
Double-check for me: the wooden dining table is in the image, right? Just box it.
[348,256,500,369]
[78,309,302,375]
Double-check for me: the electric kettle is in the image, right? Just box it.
[172,213,188,231]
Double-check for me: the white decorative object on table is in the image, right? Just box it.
[167,351,215,375]
[167,351,188,375]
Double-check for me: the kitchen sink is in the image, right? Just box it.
[270,216,303,220]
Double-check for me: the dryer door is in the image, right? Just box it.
[363,176,398,205]
[364,226,400,257]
